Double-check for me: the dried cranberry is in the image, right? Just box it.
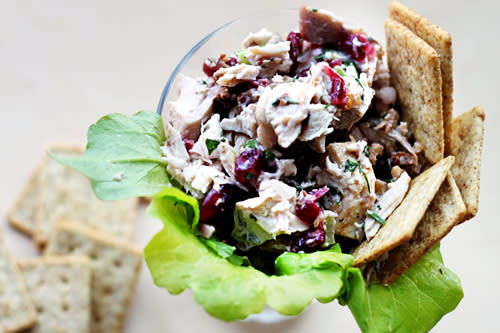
[226,57,238,66]
[202,58,219,77]
[295,187,329,225]
[322,65,348,107]
[295,199,320,225]
[291,221,326,252]
[328,58,343,68]
[337,32,376,63]
[249,78,270,87]
[183,139,194,152]
[287,31,304,68]
[235,148,264,190]
[199,183,245,223]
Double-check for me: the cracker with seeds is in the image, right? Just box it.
[0,229,37,333]
[18,256,91,333]
[35,146,138,248]
[353,156,454,266]
[450,106,485,222]
[377,174,466,285]
[45,221,142,333]
[389,1,453,154]
[8,165,43,237]
[385,18,444,164]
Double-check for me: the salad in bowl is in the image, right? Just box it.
[54,2,484,332]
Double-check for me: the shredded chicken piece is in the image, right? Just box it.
[165,74,215,140]
[242,28,274,48]
[246,41,293,77]
[214,64,260,87]
[364,172,411,240]
[220,104,258,138]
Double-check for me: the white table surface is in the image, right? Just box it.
[1,0,497,331]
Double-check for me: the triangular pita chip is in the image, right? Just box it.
[449,106,485,222]
[353,156,454,266]
[377,174,466,284]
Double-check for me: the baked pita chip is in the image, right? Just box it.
[385,18,444,164]
[449,106,485,222]
[377,174,466,285]
[353,156,454,266]
[389,1,453,154]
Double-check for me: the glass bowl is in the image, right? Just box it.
[155,8,310,324]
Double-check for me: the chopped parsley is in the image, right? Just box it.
[202,80,207,85]
[272,95,299,107]
[355,77,364,88]
[311,8,318,12]
[366,210,386,225]
[344,159,371,193]
[244,172,254,180]
[264,149,276,160]
[205,139,220,155]
[363,145,371,157]
[344,159,359,172]
[376,204,382,210]
[243,138,259,148]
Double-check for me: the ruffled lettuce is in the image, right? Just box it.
[144,187,354,320]
[144,187,463,329]
[341,244,463,332]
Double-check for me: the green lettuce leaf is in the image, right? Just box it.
[144,187,355,321]
[50,111,170,200]
[342,244,463,332]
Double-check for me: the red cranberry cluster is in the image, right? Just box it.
[337,31,376,63]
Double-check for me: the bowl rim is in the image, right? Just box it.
[156,8,298,115]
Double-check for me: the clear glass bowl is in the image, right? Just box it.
[155,8,309,323]
[157,8,299,115]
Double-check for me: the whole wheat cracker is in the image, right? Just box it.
[385,18,444,164]
[0,228,37,333]
[353,156,454,266]
[377,174,466,285]
[8,164,43,237]
[17,256,91,333]
[44,221,142,333]
[35,145,138,248]
[449,106,485,222]
[389,1,453,154]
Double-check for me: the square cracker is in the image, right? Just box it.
[449,106,485,222]
[353,156,454,266]
[8,164,43,237]
[0,228,37,333]
[35,145,138,248]
[377,174,466,285]
[44,221,142,333]
[17,256,91,333]
[389,1,453,154]
[385,18,444,164]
